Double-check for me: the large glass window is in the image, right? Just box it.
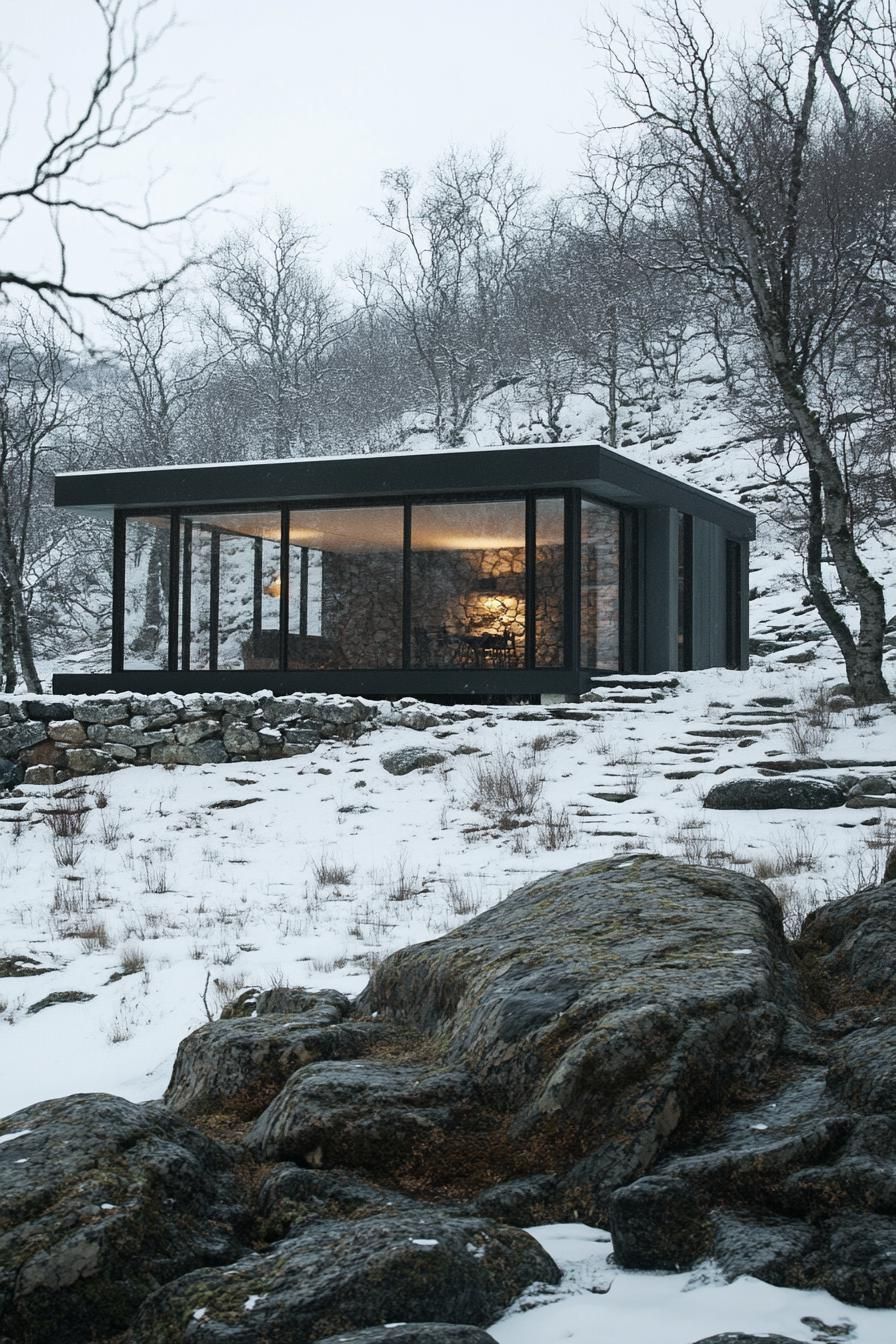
[535,497,565,667]
[123,515,171,670]
[580,498,620,670]
[410,500,526,669]
[286,507,404,669]
[180,513,281,671]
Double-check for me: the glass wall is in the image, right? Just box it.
[580,498,620,670]
[535,497,565,667]
[123,515,171,670]
[409,500,527,669]
[179,513,281,671]
[286,507,404,669]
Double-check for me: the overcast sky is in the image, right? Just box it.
[2,0,767,294]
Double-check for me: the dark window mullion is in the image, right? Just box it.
[524,494,536,670]
[167,510,180,674]
[401,503,412,670]
[181,519,192,672]
[208,529,220,673]
[565,490,580,673]
[111,511,126,672]
[279,508,289,672]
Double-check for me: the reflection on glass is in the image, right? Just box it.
[179,513,280,671]
[535,497,565,667]
[124,515,170,670]
[287,507,403,669]
[580,498,620,670]
[410,500,526,669]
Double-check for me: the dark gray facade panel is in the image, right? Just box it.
[692,518,727,669]
[642,508,680,673]
[55,443,755,539]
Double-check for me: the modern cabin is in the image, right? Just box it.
[52,442,754,701]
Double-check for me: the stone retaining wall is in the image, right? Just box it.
[0,692,378,788]
[0,691,548,788]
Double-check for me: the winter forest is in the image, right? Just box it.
[1,0,894,704]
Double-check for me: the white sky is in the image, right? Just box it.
[1,0,767,293]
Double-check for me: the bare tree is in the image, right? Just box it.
[0,318,80,691]
[204,210,342,457]
[363,145,537,446]
[590,0,895,702]
[0,0,222,341]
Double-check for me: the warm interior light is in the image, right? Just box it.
[264,575,282,598]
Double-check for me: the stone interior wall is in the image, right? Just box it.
[581,521,620,670]
[320,551,403,668]
[410,545,564,667]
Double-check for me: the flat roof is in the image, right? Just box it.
[54,441,755,538]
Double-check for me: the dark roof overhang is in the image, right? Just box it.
[54,441,755,538]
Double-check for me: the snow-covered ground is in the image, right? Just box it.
[495,1225,896,1343]
[2,658,895,1118]
[5,365,896,1341]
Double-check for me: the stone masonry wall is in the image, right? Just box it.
[0,690,571,790]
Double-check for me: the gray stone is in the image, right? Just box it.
[848,773,896,796]
[284,726,321,752]
[87,723,167,748]
[48,720,87,746]
[380,746,447,776]
[703,776,847,809]
[26,990,95,1014]
[22,698,73,721]
[130,1210,559,1344]
[0,721,47,757]
[174,717,221,746]
[798,880,896,1000]
[0,697,26,722]
[105,742,139,762]
[223,722,261,755]
[0,1093,245,1344]
[247,1061,476,1171]
[263,697,305,726]
[312,1327,497,1344]
[65,747,115,776]
[71,698,130,724]
[165,993,366,1116]
[150,740,227,766]
[23,765,56,786]
[0,757,23,788]
[0,954,54,977]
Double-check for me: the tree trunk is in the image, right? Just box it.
[606,304,619,448]
[0,516,42,694]
[0,578,17,693]
[770,356,890,703]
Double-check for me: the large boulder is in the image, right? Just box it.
[348,856,799,1214]
[0,1093,246,1344]
[130,1210,559,1344]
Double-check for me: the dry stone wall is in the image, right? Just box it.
[0,690,555,788]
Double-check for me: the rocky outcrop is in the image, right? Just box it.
[0,1094,245,1344]
[607,874,896,1309]
[130,1210,558,1344]
[4,857,896,1341]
